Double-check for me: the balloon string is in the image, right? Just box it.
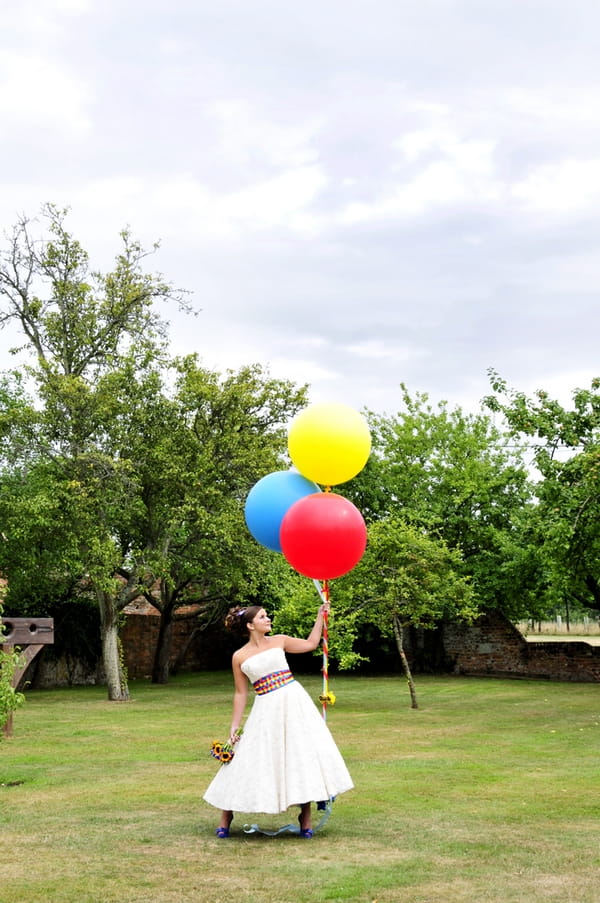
[321,580,330,722]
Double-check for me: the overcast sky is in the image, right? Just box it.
[1,0,599,416]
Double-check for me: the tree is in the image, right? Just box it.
[338,518,477,707]
[484,371,600,620]
[112,355,307,683]
[346,386,534,617]
[0,205,309,695]
[0,205,189,699]
[273,516,477,707]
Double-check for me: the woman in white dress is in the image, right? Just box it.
[203,603,354,838]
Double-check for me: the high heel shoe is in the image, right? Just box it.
[215,814,233,838]
[298,814,313,838]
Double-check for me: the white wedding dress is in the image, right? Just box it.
[203,646,353,814]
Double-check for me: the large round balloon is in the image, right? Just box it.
[244,470,320,552]
[280,492,367,579]
[288,402,371,486]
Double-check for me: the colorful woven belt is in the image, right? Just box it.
[253,669,295,695]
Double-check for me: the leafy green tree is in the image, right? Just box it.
[336,517,477,707]
[346,386,534,617]
[111,355,307,682]
[277,388,530,684]
[0,205,188,699]
[0,205,308,695]
[484,371,600,620]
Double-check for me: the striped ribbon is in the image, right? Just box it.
[321,581,330,719]
[253,669,295,695]
[243,798,334,837]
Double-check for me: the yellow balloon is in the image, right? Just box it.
[288,403,371,486]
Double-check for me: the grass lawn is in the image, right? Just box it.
[1,671,598,903]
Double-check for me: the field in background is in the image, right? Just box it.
[517,620,600,644]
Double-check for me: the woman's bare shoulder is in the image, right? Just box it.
[231,645,249,666]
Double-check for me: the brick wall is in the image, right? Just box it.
[120,610,160,679]
[524,640,600,682]
[443,610,600,682]
[25,607,600,687]
[121,611,231,679]
[25,610,232,688]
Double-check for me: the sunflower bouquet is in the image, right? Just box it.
[210,731,242,765]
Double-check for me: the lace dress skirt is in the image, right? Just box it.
[203,646,353,814]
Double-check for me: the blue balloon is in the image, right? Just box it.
[245,470,320,552]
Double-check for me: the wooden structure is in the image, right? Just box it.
[1,617,54,737]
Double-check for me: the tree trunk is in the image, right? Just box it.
[171,607,219,675]
[98,591,129,701]
[151,608,173,684]
[171,626,200,675]
[393,615,418,709]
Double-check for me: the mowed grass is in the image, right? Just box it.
[1,671,599,903]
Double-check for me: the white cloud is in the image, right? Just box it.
[73,165,328,240]
[339,160,494,223]
[3,0,91,33]
[512,158,600,214]
[173,328,338,391]
[219,165,327,230]
[50,0,91,11]
[0,50,91,136]
[1,0,599,419]
[269,357,339,387]
[344,340,410,361]
[504,88,600,131]
[208,99,322,169]
[338,127,499,224]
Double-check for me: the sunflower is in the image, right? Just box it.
[210,741,224,759]
[209,729,242,765]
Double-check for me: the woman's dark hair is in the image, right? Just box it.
[224,605,262,637]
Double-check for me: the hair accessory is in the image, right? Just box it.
[237,608,247,617]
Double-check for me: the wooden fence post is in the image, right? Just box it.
[2,618,54,737]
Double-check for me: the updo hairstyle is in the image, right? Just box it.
[224,605,262,638]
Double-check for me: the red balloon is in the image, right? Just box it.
[280,492,367,580]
